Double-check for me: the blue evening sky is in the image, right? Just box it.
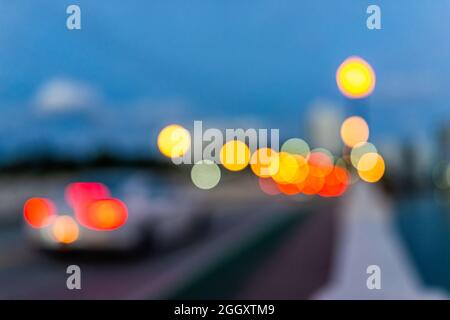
[0,1,448,159]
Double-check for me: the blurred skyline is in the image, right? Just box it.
[2,1,450,302]
[0,1,449,162]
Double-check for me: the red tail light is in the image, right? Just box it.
[65,182,111,228]
[23,198,56,228]
[86,199,128,231]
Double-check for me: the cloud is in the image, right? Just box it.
[33,77,101,114]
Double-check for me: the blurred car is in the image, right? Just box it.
[23,176,211,254]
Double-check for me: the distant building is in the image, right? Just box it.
[306,99,344,154]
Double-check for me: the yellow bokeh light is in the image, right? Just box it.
[357,152,378,172]
[272,152,300,184]
[220,140,250,171]
[292,155,309,184]
[51,215,79,244]
[157,124,191,159]
[336,56,376,99]
[350,142,377,168]
[340,116,369,147]
[357,153,385,183]
[250,148,280,178]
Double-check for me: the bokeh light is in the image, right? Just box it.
[51,215,79,244]
[308,149,334,178]
[66,182,111,228]
[340,116,369,147]
[357,153,385,183]
[319,166,350,197]
[191,160,221,190]
[220,140,250,171]
[350,142,377,168]
[258,178,281,196]
[250,148,280,178]
[336,56,376,99]
[251,138,368,197]
[272,152,301,184]
[23,198,56,228]
[86,199,128,231]
[300,173,325,195]
[292,155,310,183]
[277,183,300,196]
[157,124,191,159]
[281,138,310,158]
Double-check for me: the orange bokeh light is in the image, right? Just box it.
[220,140,251,172]
[51,215,79,244]
[65,182,111,228]
[357,153,385,183]
[86,199,128,231]
[340,116,369,148]
[319,166,350,197]
[300,173,325,195]
[308,151,334,178]
[23,198,56,228]
[276,182,300,195]
[250,148,280,178]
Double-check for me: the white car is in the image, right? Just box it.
[24,176,211,255]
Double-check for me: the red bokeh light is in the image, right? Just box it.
[258,178,281,196]
[308,151,333,178]
[65,182,111,228]
[276,182,300,195]
[23,198,56,228]
[319,166,350,197]
[301,172,325,195]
